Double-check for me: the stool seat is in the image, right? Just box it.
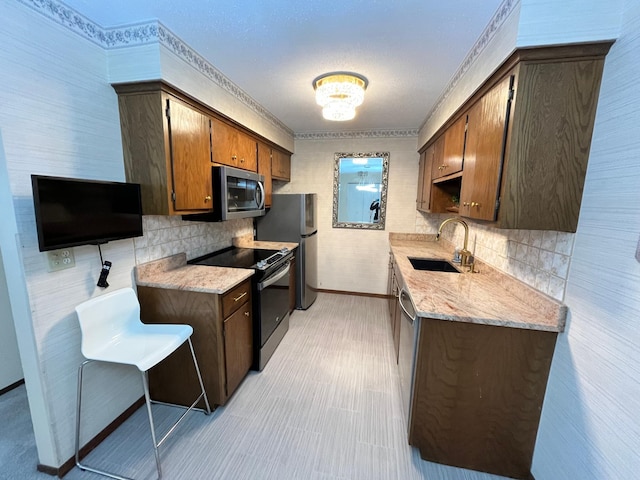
[83,323,192,372]
[74,287,211,480]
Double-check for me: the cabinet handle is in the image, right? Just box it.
[240,158,245,163]
[471,202,481,207]
[204,195,212,202]
[232,155,237,161]
[233,291,247,302]
[463,202,469,207]
[244,311,250,317]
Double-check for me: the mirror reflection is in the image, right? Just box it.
[332,152,389,230]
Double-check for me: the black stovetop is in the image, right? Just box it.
[189,246,290,271]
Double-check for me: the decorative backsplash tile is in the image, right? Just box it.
[417,212,574,301]
[134,215,253,265]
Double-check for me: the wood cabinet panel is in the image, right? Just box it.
[271,149,291,181]
[168,98,213,211]
[222,280,252,318]
[223,303,253,397]
[409,317,557,479]
[416,145,433,212]
[433,116,466,179]
[211,117,257,171]
[459,75,512,221]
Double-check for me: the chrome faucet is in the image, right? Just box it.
[436,217,474,271]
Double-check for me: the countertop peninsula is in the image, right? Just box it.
[389,233,566,332]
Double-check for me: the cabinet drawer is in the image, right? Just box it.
[222,279,251,318]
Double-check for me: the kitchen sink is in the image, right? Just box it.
[408,257,460,273]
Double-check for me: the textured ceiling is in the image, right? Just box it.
[62,0,504,134]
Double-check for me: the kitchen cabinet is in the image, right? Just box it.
[409,317,557,479]
[416,145,433,212]
[137,279,253,407]
[271,149,291,181]
[419,42,612,232]
[114,83,213,215]
[257,141,273,207]
[433,115,466,180]
[211,117,258,172]
[459,74,513,221]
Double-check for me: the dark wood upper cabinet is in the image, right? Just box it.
[419,41,613,232]
[257,142,273,207]
[433,115,466,179]
[271,148,291,181]
[211,117,258,172]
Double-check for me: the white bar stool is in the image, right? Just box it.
[74,287,211,480]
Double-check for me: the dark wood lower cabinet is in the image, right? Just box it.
[137,280,253,408]
[409,318,557,480]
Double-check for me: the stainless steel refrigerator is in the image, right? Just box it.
[256,193,318,310]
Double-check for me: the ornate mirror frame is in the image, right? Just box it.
[332,152,390,230]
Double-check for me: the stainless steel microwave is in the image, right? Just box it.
[211,165,265,221]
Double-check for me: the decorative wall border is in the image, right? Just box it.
[420,0,518,130]
[295,129,419,140]
[17,0,293,136]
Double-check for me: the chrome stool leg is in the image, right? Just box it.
[141,372,162,479]
[187,338,211,414]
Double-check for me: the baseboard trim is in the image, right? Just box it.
[317,288,389,299]
[46,396,145,478]
[0,378,25,396]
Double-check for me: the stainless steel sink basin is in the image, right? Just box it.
[408,257,460,273]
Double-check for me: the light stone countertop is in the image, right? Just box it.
[135,253,254,294]
[389,234,567,332]
[233,233,298,252]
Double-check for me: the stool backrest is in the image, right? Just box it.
[75,288,141,357]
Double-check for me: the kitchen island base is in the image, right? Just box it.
[409,317,557,480]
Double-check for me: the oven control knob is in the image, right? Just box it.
[257,260,267,269]
[279,248,289,254]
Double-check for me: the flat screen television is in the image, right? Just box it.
[31,175,143,252]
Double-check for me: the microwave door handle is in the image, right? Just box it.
[256,180,265,209]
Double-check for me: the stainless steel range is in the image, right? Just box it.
[189,246,294,371]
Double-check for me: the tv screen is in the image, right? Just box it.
[31,175,143,252]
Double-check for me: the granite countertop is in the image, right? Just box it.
[233,233,298,251]
[135,253,253,294]
[389,234,567,332]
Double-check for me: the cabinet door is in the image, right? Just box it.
[211,117,257,171]
[460,75,513,221]
[271,149,291,181]
[223,302,253,397]
[167,98,213,211]
[433,116,466,179]
[257,142,273,207]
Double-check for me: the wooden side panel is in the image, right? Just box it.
[409,318,557,479]
[223,302,253,397]
[417,145,434,212]
[501,59,606,232]
[137,286,227,407]
[117,92,170,215]
[257,142,273,207]
[167,98,213,211]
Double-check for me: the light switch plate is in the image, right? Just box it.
[47,248,75,272]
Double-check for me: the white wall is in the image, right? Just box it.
[532,0,640,477]
[279,135,424,294]
[0,250,23,390]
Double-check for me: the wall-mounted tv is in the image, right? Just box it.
[31,175,143,252]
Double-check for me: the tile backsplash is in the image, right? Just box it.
[133,215,253,264]
[416,212,574,301]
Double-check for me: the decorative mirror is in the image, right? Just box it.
[332,152,389,230]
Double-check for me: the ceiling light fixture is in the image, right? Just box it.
[313,72,368,121]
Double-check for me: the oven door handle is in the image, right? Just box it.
[258,262,291,291]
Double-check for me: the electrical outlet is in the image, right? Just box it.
[47,248,75,272]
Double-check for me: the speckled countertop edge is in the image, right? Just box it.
[389,233,567,332]
[135,253,254,294]
[233,233,298,252]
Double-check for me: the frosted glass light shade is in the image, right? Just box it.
[313,72,368,121]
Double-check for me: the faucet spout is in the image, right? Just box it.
[436,217,473,271]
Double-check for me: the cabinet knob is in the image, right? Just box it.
[240,158,245,163]
[232,155,237,161]
[463,202,469,207]
[204,195,212,202]
[244,311,250,317]
[471,202,480,207]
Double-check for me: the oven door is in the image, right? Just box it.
[257,261,291,347]
[214,165,265,220]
